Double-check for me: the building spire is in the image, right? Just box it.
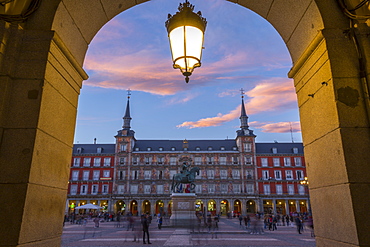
[122,89,132,130]
[239,88,249,129]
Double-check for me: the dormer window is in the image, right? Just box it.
[233,147,238,151]
[147,147,151,151]
[293,147,298,154]
[220,146,225,151]
[195,147,201,151]
[77,147,82,154]
[171,147,176,151]
[159,147,163,151]
[135,147,139,151]
[184,148,188,151]
[272,147,277,154]
[208,146,212,151]
[120,145,126,152]
[97,147,102,153]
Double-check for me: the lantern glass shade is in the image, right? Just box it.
[169,25,204,76]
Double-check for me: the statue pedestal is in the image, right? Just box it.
[170,193,197,227]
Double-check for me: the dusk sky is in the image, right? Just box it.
[74,0,302,144]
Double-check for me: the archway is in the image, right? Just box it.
[207,199,216,215]
[246,200,256,214]
[195,199,204,215]
[276,200,286,215]
[130,200,138,216]
[233,200,242,215]
[155,200,164,215]
[115,200,126,214]
[263,200,273,214]
[1,1,370,246]
[220,199,229,216]
[142,200,151,214]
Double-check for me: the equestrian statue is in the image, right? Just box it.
[171,162,200,193]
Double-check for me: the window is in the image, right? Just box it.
[195,147,201,151]
[171,147,176,151]
[286,170,293,180]
[262,170,269,180]
[170,170,176,178]
[246,184,254,194]
[97,147,102,153]
[220,170,227,179]
[245,156,252,164]
[207,156,214,164]
[263,184,270,195]
[119,171,125,180]
[159,147,163,151]
[130,185,138,194]
[207,170,215,179]
[273,158,280,167]
[145,157,152,164]
[246,170,253,179]
[288,184,294,195]
[158,170,163,179]
[157,157,164,164]
[83,158,91,167]
[233,156,238,164]
[221,184,227,193]
[76,147,82,153]
[83,171,89,181]
[94,158,101,167]
[274,170,282,180]
[117,185,124,194]
[144,170,151,179]
[73,158,80,167]
[70,185,77,195]
[170,157,177,165]
[144,185,151,194]
[157,185,163,194]
[93,171,100,180]
[276,184,283,195]
[232,146,238,151]
[103,157,111,166]
[80,185,87,195]
[196,170,202,179]
[132,171,138,179]
[147,147,151,151]
[244,143,252,152]
[133,156,138,164]
[208,184,215,193]
[208,146,212,151]
[220,156,226,165]
[91,185,98,195]
[194,156,201,165]
[220,146,225,151]
[119,157,126,165]
[272,147,278,153]
[294,157,302,166]
[120,144,126,152]
[298,185,305,195]
[232,169,240,179]
[102,185,109,194]
[296,170,303,180]
[293,147,298,154]
[233,184,241,193]
[72,171,79,181]
[261,158,268,167]
[103,170,110,178]
[135,147,139,151]
[284,157,291,166]
[196,184,202,193]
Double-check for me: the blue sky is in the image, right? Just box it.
[74,0,302,144]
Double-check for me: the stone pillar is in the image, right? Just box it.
[272,200,277,215]
[0,22,87,246]
[285,200,290,216]
[295,200,300,213]
[290,26,370,246]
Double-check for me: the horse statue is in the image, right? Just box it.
[171,166,200,193]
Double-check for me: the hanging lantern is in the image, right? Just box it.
[165,0,207,83]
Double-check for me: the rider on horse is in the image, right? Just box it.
[180,162,190,177]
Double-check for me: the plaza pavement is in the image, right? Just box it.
[62,217,316,247]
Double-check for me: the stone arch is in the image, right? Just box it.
[1,1,370,246]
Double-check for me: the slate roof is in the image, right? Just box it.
[72,141,304,154]
[73,144,115,154]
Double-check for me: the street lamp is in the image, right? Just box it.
[165,0,207,83]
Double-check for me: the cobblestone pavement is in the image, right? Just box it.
[62,217,316,247]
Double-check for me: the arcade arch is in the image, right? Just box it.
[1,1,370,246]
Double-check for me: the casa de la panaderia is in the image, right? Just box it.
[66,94,309,216]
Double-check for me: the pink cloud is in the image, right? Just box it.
[177,78,298,129]
[250,121,301,133]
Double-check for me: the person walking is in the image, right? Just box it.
[141,214,151,244]
[295,216,303,234]
[157,214,163,229]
